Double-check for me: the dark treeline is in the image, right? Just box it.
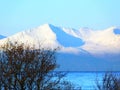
[0,41,120,90]
[95,72,120,90]
[0,41,81,90]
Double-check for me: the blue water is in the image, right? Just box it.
[64,72,120,90]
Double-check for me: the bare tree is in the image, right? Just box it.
[95,72,120,90]
[0,41,80,90]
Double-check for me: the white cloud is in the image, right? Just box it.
[59,47,80,54]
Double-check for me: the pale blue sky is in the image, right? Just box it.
[0,0,120,36]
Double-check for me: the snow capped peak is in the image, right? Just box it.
[0,24,58,48]
[0,24,84,52]
[0,24,120,58]
[0,24,120,71]
[38,23,52,28]
[37,23,58,30]
[80,27,120,56]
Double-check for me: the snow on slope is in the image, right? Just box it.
[0,24,120,57]
[0,24,58,49]
[0,24,84,54]
[63,27,120,56]
[80,27,120,56]
[0,24,120,71]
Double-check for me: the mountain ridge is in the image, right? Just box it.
[0,24,120,55]
[0,24,120,71]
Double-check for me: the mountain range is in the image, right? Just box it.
[0,24,120,71]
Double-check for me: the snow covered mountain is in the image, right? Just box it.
[63,26,120,55]
[0,24,85,54]
[0,24,120,71]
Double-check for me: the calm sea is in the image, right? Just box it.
[64,71,120,90]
